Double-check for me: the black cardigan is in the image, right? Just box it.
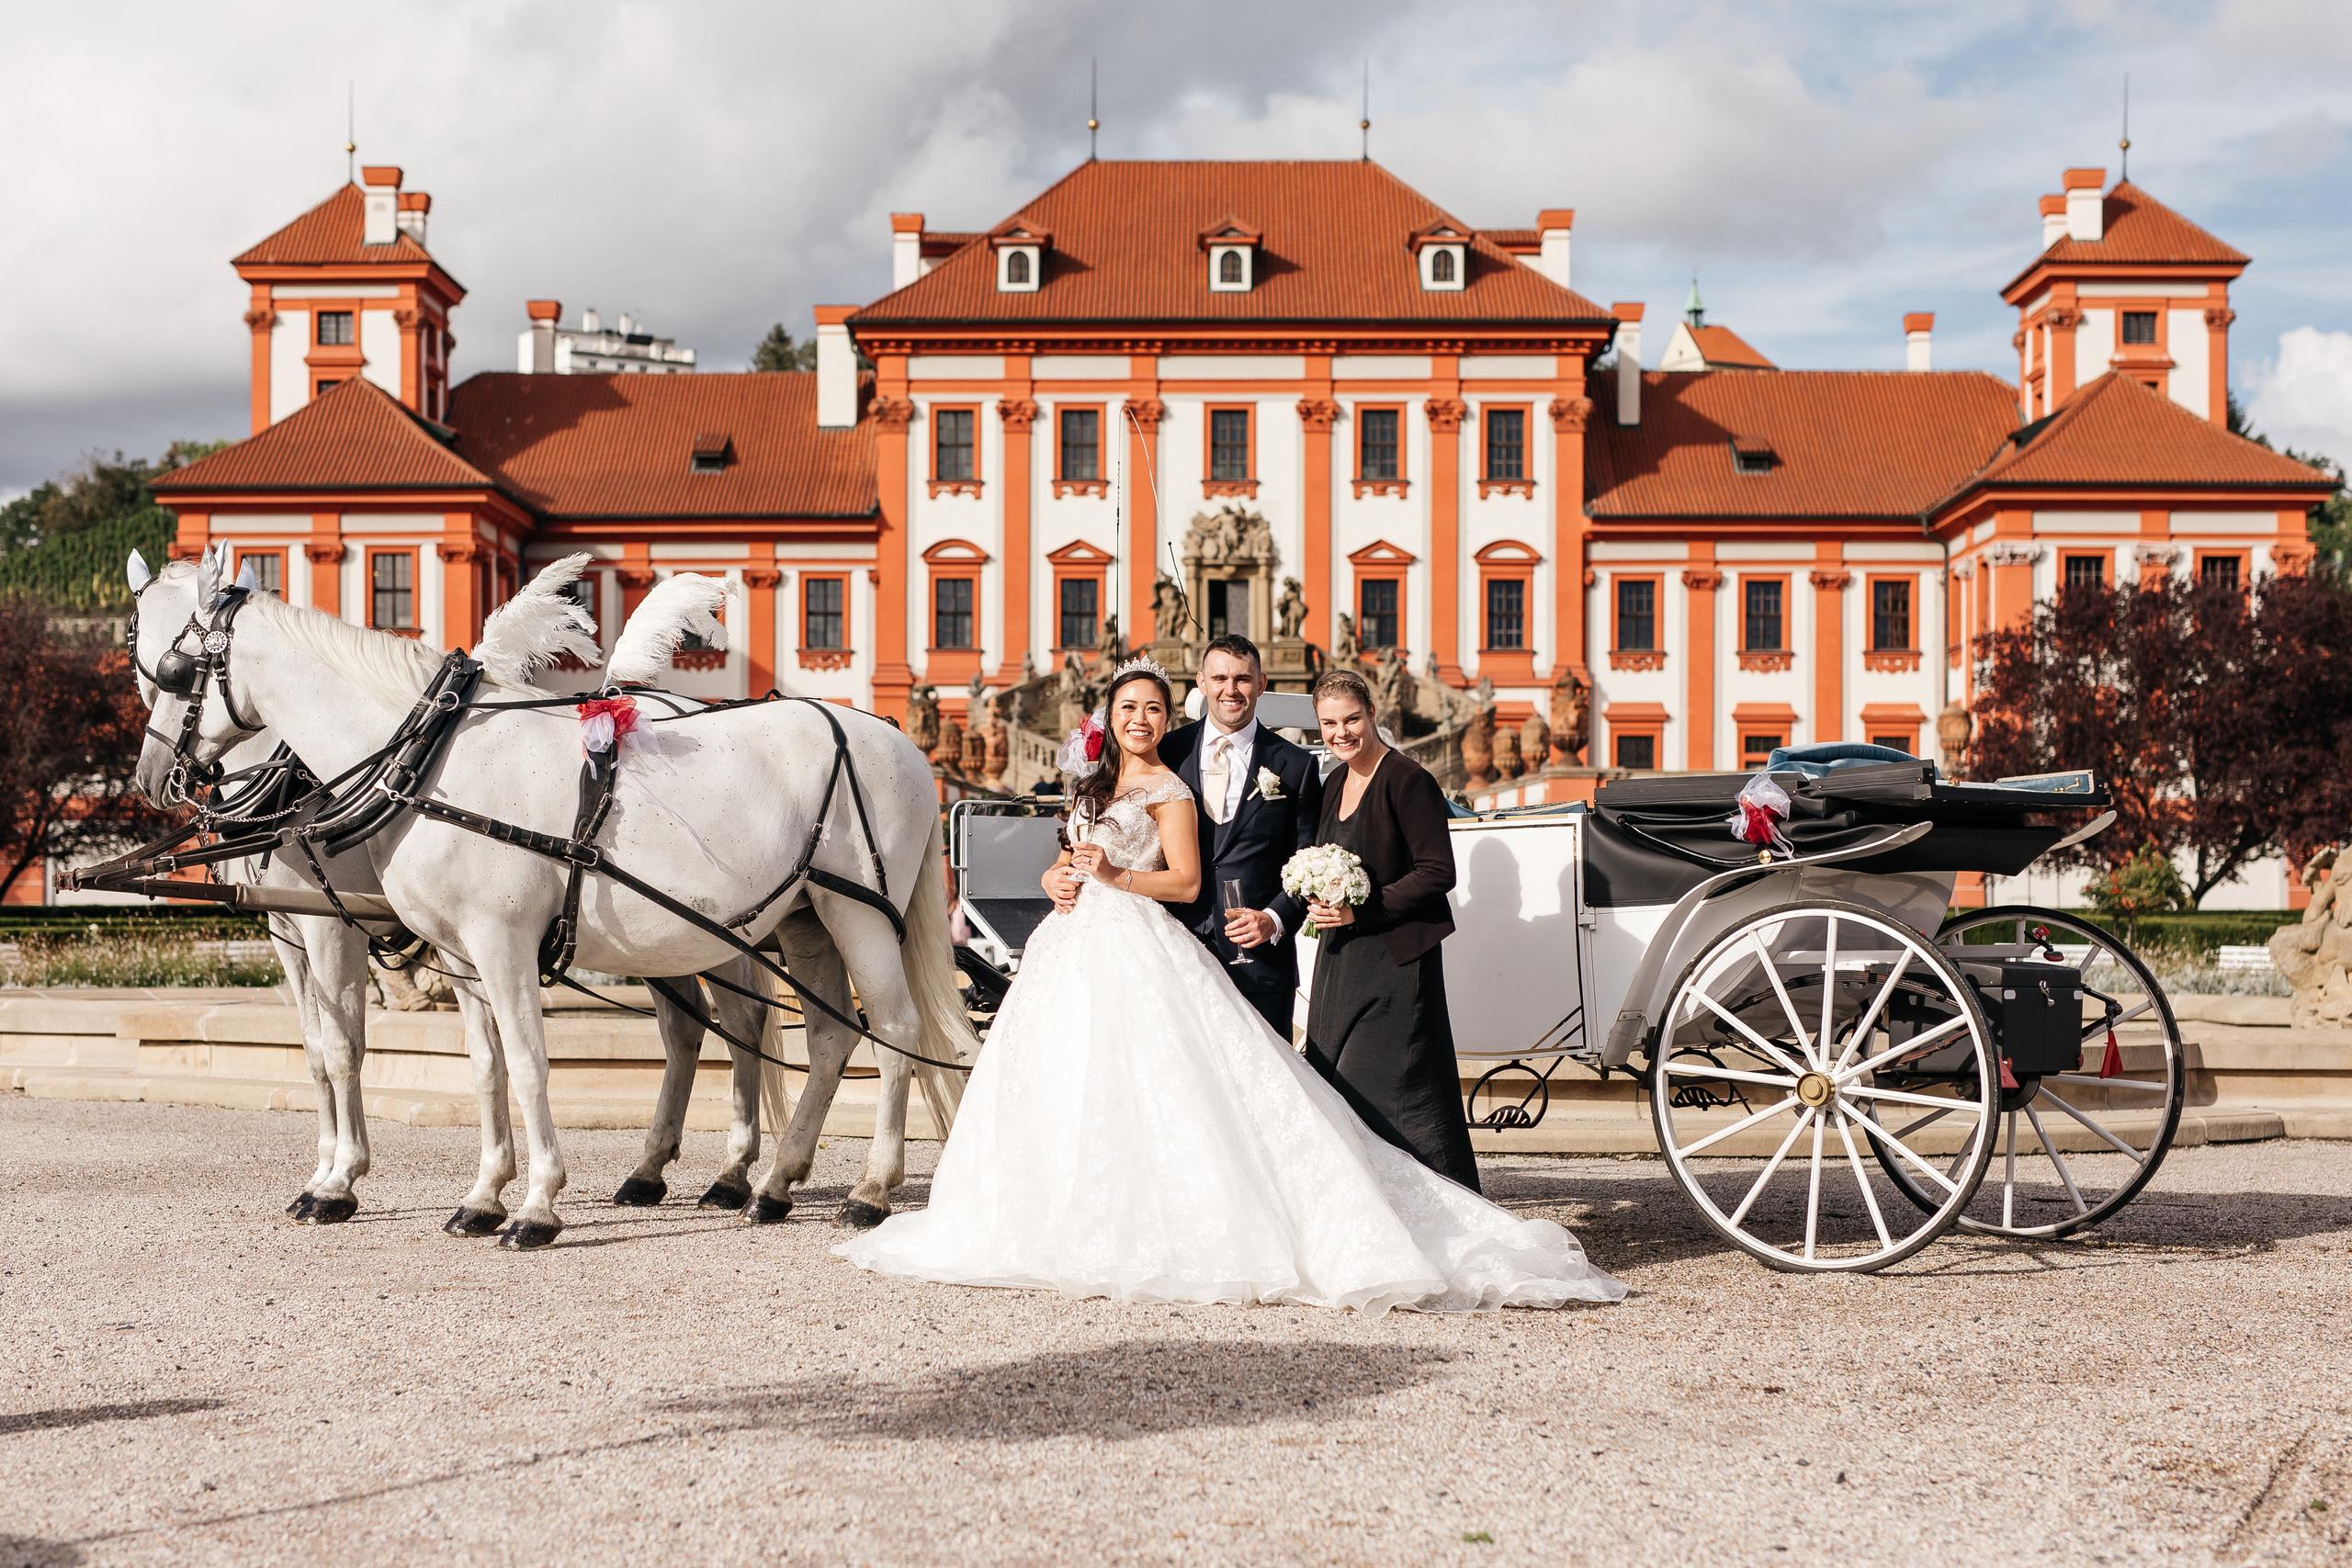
[1317,748,1456,966]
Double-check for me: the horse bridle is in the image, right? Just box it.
[130,580,266,807]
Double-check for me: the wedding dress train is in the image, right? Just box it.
[836,773,1623,1314]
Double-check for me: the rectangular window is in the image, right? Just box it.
[1869,733,1913,755]
[1616,580,1657,651]
[934,408,975,481]
[317,310,355,346]
[1209,408,1251,480]
[1614,733,1657,771]
[1486,578,1525,650]
[1057,408,1100,480]
[1484,408,1525,480]
[369,552,413,630]
[2199,554,2242,591]
[1740,732,1783,771]
[804,577,844,650]
[1359,579,1399,649]
[2063,554,2108,591]
[235,550,283,597]
[2120,310,2159,346]
[1871,580,1912,651]
[932,577,974,649]
[1057,577,1099,649]
[1744,580,1785,650]
[1359,408,1400,480]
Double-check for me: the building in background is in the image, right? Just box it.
[516,303,696,375]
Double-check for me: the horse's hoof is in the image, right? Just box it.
[497,1219,563,1250]
[748,1193,793,1225]
[287,1193,316,1219]
[442,1206,505,1237]
[303,1194,358,1225]
[839,1199,890,1229]
[696,1179,752,1211]
[612,1176,668,1207]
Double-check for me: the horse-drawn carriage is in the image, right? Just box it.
[952,745,2184,1274]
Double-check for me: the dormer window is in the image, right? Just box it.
[1730,435,1776,475]
[989,218,1050,294]
[689,433,733,474]
[1198,218,1261,294]
[1409,220,1471,292]
[1218,249,1243,286]
[1430,249,1456,285]
[1005,250,1031,287]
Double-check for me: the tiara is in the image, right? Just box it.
[1108,653,1170,684]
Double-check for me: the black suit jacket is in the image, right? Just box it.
[1161,719,1325,988]
[1318,748,1457,967]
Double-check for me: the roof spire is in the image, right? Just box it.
[344,80,356,183]
[2119,72,2131,180]
[1360,59,1371,162]
[1087,58,1100,162]
[1685,274,1704,329]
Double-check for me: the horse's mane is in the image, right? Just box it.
[244,589,506,700]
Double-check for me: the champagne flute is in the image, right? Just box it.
[1221,878,1254,965]
[1066,803,1094,895]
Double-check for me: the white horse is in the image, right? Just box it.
[130,554,973,1247]
[123,551,796,1231]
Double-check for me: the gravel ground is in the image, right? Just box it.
[2,1099,2348,1567]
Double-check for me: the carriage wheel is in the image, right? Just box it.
[1648,899,1999,1273]
[1866,907,2187,1239]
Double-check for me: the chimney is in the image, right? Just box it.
[2064,167,2105,243]
[1611,302,1645,427]
[1904,312,1934,371]
[2039,194,2067,249]
[524,300,561,374]
[815,305,857,428]
[395,190,431,245]
[617,311,638,337]
[582,307,602,333]
[360,164,402,246]
[1535,208,1574,289]
[890,213,926,290]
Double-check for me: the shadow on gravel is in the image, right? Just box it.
[0,1397,222,1438]
[659,1338,1446,1443]
[0,1534,84,1567]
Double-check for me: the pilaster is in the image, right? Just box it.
[1681,561,1722,772]
[1426,386,1467,684]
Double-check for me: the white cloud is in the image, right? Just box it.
[2245,326,2352,464]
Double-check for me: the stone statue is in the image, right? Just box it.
[1547,664,1590,766]
[1275,577,1306,640]
[1332,612,1360,665]
[1057,653,1091,732]
[1937,701,1973,773]
[1098,613,1126,669]
[1474,675,1497,711]
[1021,651,1036,684]
[903,682,941,758]
[2274,847,2352,1026]
[1369,648,1408,731]
[967,672,989,706]
[1460,705,1497,788]
[1151,574,1187,643]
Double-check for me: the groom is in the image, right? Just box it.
[1161,636,1324,1041]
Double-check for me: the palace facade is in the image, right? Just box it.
[153,155,2331,812]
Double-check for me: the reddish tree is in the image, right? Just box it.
[1970,571,2352,905]
[0,595,179,898]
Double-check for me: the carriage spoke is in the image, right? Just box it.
[1729,1108,1815,1228]
[1691,992,1808,1077]
[1835,1111,1893,1253]
[1678,1093,1803,1157]
[1839,1082,1970,1111]
[1663,1061,1798,1090]
[1831,951,1914,1076]
[2001,1111,2018,1228]
[1817,917,1839,1072]
[1803,1114,1826,1260]
[1849,1101,1963,1196]
[2024,1100,2089,1215]
[1749,933,1817,1070]
[2040,1086,2147,1161]
[1836,1014,1968,1084]
[1894,1104,1955,1140]
[2047,1073,2168,1094]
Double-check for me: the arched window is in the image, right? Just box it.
[1005,249,1031,286]
[1431,247,1457,284]
[1218,249,1242,285]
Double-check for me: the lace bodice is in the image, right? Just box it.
[1078,773,1193,872]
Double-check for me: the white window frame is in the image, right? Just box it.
[997,245,1041,293]
[1209,243,1253,292]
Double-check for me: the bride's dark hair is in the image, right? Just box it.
[1067,665,1175,833]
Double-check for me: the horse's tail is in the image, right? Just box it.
[901,809,978,1134]
[750,964,797,1137]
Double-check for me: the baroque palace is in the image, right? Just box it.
[154,154,2331,808]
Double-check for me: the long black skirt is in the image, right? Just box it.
[1305,935,1481,1192]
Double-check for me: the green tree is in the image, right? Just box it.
[750,322,820,373]
[1,441,228,553]
[2228,389,2350,569]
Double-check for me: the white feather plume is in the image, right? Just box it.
[607,573,729,686]
[475,553,603,687]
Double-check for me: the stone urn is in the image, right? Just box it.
[1460,707,1497,787]
[1936,701,1973,773]
[960,724,988,779]
[935,716,965,775]
[1494,727,1523,779]
[1520,711,1551,774]
[984,721,1011,787]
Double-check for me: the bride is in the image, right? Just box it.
[837,658,1623,1313]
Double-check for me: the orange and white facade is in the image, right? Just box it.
[155,155,2333,897]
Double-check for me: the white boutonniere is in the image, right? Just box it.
[1255,766,1284,802]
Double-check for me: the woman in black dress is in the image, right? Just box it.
[1301,669,1481,1191]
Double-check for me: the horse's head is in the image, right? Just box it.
[127,546,262,807]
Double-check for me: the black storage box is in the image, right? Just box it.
[1988,960,2085,1077]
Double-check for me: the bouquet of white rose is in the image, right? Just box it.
[1280,843,1371,939]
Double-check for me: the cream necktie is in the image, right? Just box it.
[1202,734,1232,825]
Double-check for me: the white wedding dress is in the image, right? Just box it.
[836,773,1624,1314]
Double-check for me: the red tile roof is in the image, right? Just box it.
[2039,180,2248,266]
[1960,371,2333,494]
[853,160,1614,328]
[153,378,492,493]
[1586,371,2023,520]
[1683,324,1776,370]
[232,182,435,268]
[447,372,876,519]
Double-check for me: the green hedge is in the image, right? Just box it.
[1952,908,2300,957]
[0,507,177,613]
[0,907,266,941]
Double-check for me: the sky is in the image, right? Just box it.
[5,0,2350,499]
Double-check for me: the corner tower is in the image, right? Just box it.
[232,164,467,433]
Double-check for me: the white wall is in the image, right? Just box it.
[2168,309,2210,419]
[359,310,402,400]
[268,311,311,425]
